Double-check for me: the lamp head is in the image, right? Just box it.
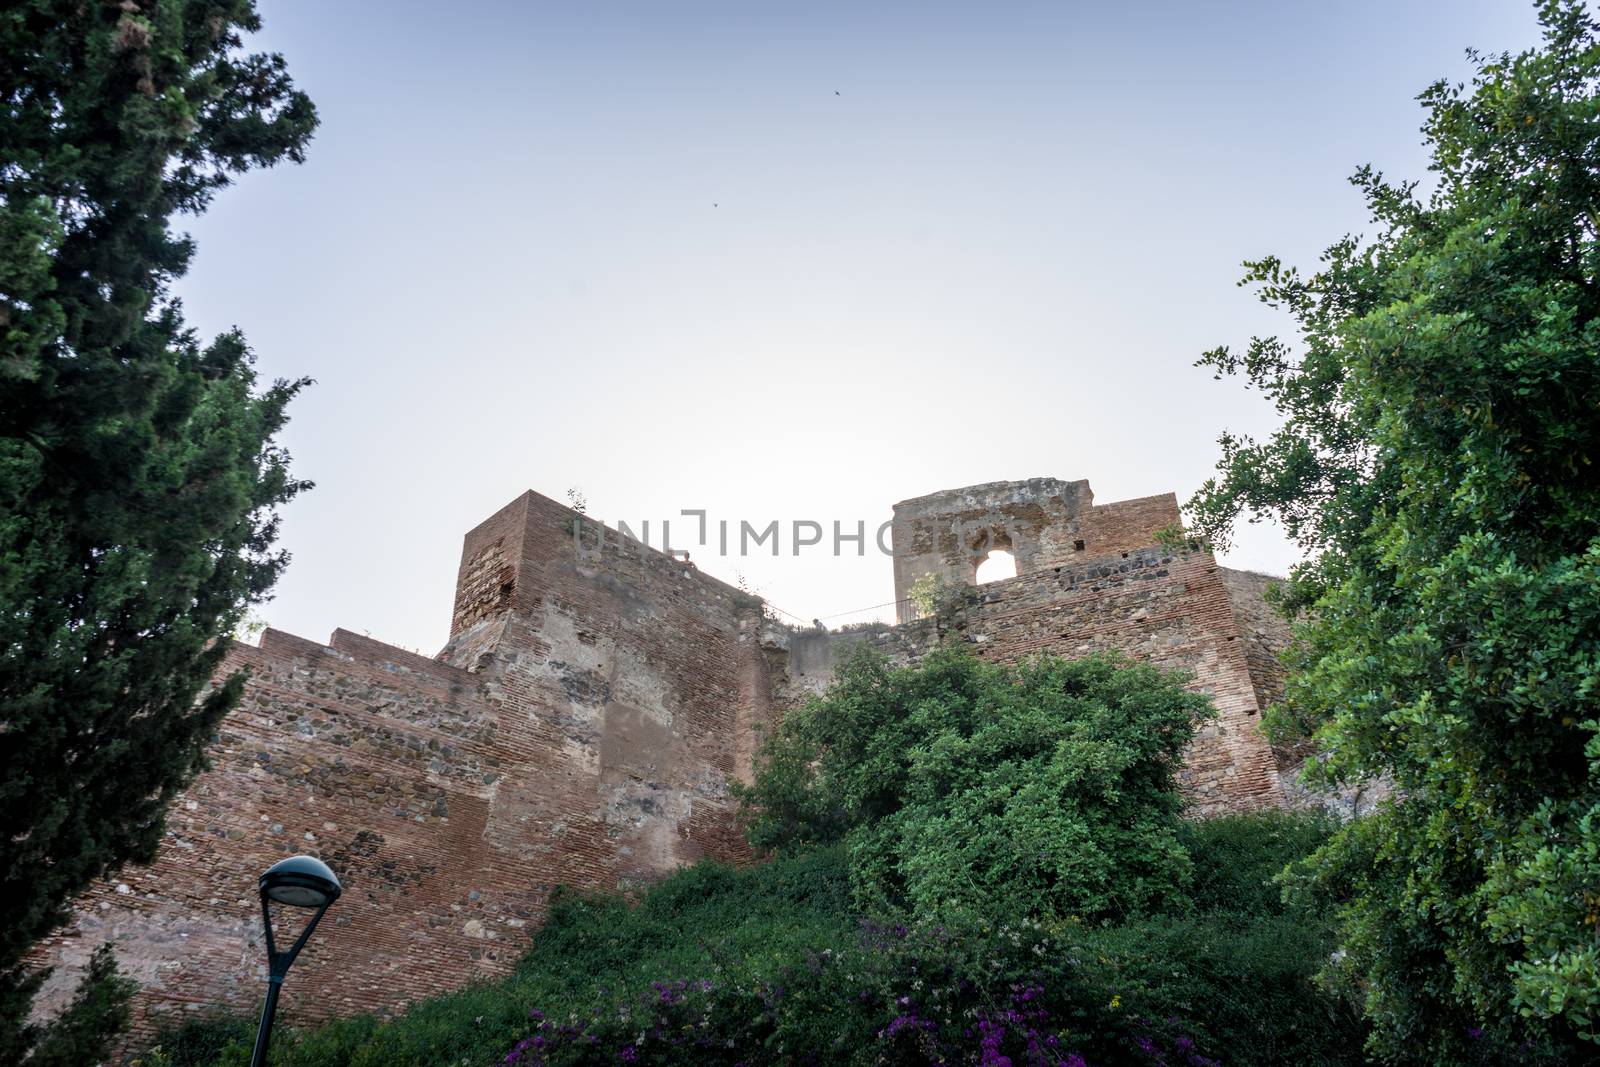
[260,855,342,909]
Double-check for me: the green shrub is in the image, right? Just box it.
[738,647,1212,927]
[143,1016,254,1067]
[1179,808,1340,916]
[23,945,135,1067]
[1058,913,1365,1066]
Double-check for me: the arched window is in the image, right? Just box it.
[975,549,1017,585]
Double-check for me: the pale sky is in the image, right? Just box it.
[180,0,1546,654]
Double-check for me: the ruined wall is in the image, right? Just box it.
[32,491,773,1041]
[31,629,507,1034]
[888,480,1188,623]
[776,489,1284,814]
[36,479,1291,1045]
[1218,567,1293,718]
[891,478,1096,621]
[434,492,773,879]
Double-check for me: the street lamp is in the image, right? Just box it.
[249,855,342,1067]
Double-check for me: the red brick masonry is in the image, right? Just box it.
[31,479,1291,1040]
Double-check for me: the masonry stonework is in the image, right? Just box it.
[33,478,1295,1044]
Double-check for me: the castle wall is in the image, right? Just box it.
[435,492,771,883]
[768,513,1284,815]
[31,492,772,1042]
[34,480,1289,1046]
[30,629,510,1035]
[890,477,1096,621]
[1217,567,1293,718]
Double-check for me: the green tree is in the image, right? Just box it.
[1187,2,1600,1060]
[0,0,315,1055]
[23,945,135,1067]
[737,646,1210,926]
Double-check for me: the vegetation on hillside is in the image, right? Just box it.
[151,650,1362,1067]
[1186,1,1600,1061]
[0,2,315,1058]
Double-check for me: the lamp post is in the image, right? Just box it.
[250,855,342,1067]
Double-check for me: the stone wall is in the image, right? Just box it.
[890,478,1096,618]
[34,478,1292,1045]
[766,490,1284,814]
[1217,568,1293,713]
[31,492,773,1042]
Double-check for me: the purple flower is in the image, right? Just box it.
[885,1012,933,1037]
[979,1019,1014,1066]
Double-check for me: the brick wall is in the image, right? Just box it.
[31,492,773,1043]
[1217,567,1294,725]
[34,480,1288,1045]
[766,548,1285,814]
[890,477,1097,621]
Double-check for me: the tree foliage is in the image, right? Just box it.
[1187,2,1600,1060]
[0,0,314,1052]
[23,945,135,1067]
[737,646,1211,926]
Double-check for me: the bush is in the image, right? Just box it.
[144,1016,255,1067]
[1178,809,1339,916]
[738,647,1213,927]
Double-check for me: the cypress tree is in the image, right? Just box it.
[0,1,316,1053]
